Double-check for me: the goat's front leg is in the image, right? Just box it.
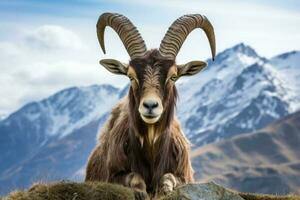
[157,173,181,195]
[125,172,149,200]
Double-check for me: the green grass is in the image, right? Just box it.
[5,181,134,200]
[3,181,300,200]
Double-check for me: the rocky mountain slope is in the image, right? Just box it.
[192,110,300,195]
[0,85,120,193]
[177,44,299,147]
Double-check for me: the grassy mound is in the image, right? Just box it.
[4,181,134,200]
[2,181,300,200]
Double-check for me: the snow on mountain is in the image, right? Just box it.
[176,43,264,104]
[2,84,119,139]
[0,84,120,194]
[176,43,299,146]
[270,50,300,104]
[271,50,299,69]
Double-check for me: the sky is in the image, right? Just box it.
[0,0,299,117]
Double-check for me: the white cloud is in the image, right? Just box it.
[0,25,128,116]
[23,25,85,51]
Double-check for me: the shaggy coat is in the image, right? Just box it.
[85,50,194,195]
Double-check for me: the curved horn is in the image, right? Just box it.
[97,13,147,59]
[159,14,216,60]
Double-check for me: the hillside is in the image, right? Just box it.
[192,110,300,195]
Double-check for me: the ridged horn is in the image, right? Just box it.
[97,13,147,59]
[159,14,216,60]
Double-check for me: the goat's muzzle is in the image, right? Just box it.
[138,95,163,124]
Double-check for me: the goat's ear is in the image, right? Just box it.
[177,61,207,77]
[100,59,128,75]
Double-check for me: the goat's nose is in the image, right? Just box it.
[143,100,159,111]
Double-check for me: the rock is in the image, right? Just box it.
[161,182,244,200]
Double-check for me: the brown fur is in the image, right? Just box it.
[85,50,194,196]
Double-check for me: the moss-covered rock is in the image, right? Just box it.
[3,181,300,200]
[159,182,244,200]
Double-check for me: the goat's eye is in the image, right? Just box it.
[170,75,178,82]
[128,76,134,81]
[128,76,139,87]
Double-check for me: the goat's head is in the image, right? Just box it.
[97,13,216,124]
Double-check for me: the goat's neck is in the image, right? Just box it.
[147,124,158,146]
[138,122,170,148]
[136,124,162,162]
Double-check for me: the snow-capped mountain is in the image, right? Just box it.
[0,85,120,194]
[270,50,300,102]
[177,44,299,146]
[0,43,299,195]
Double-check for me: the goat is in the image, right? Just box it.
[85,13,216,199]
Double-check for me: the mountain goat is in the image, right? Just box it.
[85,12,216,199]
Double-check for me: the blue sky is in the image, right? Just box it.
[0,0,299,116]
